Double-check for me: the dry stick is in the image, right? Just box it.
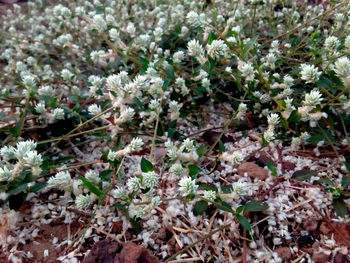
[164,222,232,263]
[242,228,247,263]
[43,106,114,154]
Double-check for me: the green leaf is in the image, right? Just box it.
[341,176,350,188]
[7,183,28,196]
[316,177,334,186]
[215,200,233,212]
[218,140,225,154]
[114,203,127,211]
[141,157,154,173]
[198,182,218,192]
[188,164,201,177]
[266,161,277,177]
[333,198,348,217]
[236,214,252,232]
[208,31,217,44]
[221,185,233,193]
[79,175,103,197]
[292,170,317,181]
[196,145,207,157]
[317,75,332,89]
[130,217,142,233]
[30,182,46,193]
[193,200,209,216]
[288,110,301,122]
[343,162,350,172]
[164,65,175,80]
[243,200,268,213]
[100,169,114,182]
[236,205,244,214]
[185,193,195,201]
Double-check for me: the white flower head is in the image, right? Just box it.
[109,28,120,42]
[187,39,204,58]
[170,163,185,176]
[23,151,43,166]
[238,61,256,82]
[334,57,350,80]
[231,152,244,165]
[92,14,107,32]
[48,171,72,190]
[173,51,185,63]
[15,140,37,160]
[186,11,202,28]
[179,177,198,196]
[35,102,46,114]
[120,107,135,122]
[0,145,16,160]
[232,182,246,195]
[267,113,280,126]
[183,138,196,152]
[324,36,339,52]
[303,89,323,106]
[129,137,143,152]
[85,170,100,184]
[142,171,159,188]
[0,166,13,181]
[111,187,129,200]
[206,40,228,59]
[263,130,275,143]
[75,194,92,209]
[88,104,102,115]
[127,177,141,192]
[300,64,321,83]
[203,190,216,201]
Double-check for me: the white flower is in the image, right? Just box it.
[186,11,201,28]
[283,75,294,87]
[0,145,16,160]
[187,39,204,58]
[179,177,198,196]
[345,36,350,53]
[183,138,195,152]
[60,69,73,80]
[85,170,99,184]
[38,86,54,97]
[107,150,117,161]
[127,177,141,192]
[238,61,255,81]
[92,14,107,32]
[142,171,159,188]
[48,171,72,190]
[203,190,216,201]
[170,163,185,176]
[169,101,181,113]
[238,103,247,113]
[263,131,275,142]
[75,194,92,209]
[109,28,120,42]
[173,51,185,63]
[300,131,311,141]
[0,166,12,181]
[324,36,339,52]
[35,102,46,114]
[129,137,143,152]
[231,152,244,165]
[52,108,65,120]
[22,75,36,88]
[206,40,228,59]
[334,57,350,80]
[111,187,128,200]
[120,107,135,122]
[88,104,101,116]
[300,64,321,83]
[232,182,246,195]
[15,140,37,160]
[267,113,280,126]
[291,137,301,148]
[303,89,323,106]
[23,151,43,166]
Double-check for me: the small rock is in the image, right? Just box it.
[304,218,319,231]
[275,247,291,261]
[237,162,268,180]
[319,222,332,235]
[116,242,159,263]
[334,253,350,263]
[283,161,296,171]
[312,252,330,263]
[112,221,123,234]
[83,239,122,263]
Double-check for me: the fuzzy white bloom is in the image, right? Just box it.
[206,40,228,59]
[120,107,135,122]
[142,171,159,188]
[52,108,65,120]
[92,14,107,32]
[0,145,15,160]
[35,102,46,114]
[90,50,105,64]
[15,140,37,160]
[203,190,216,201]
[109,28,120,42]
[187,39,204,58]
[232,182,246,195]
[283,75,294,87]
[238,61,255,81]
[300,64,321,83]
[186,11,201,28]
[183,138,196,151]
[300,131,311,141]
[324,36,339,52]
[48,171,72,190]
[85,170,99,184]
[170,163,185,176]
[0,166,12,181]
[126,23,136,35]
[231,152,244,165]
[111,187,128,200]
[238,103,247,113]
[75,194,92,209]
[22,75,36,88]
[263,130,275,143]
[291,137,301,149]
[267,113,280,126]
[88,104,102,115]
[129,137,143,152]
[303,89,323,106]
[265,53,277,69]
[179,177,198,196]
[107,150,117,161]
[345,36,350,53]
[169,101,182,113]
[127,177,141,192]
[334,57,350,80]
[173,51,185,63]
[61,69,73,80]
[38,86,54,97]
[23,151,43,166]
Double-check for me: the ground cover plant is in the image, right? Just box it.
[1,0,350,262]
